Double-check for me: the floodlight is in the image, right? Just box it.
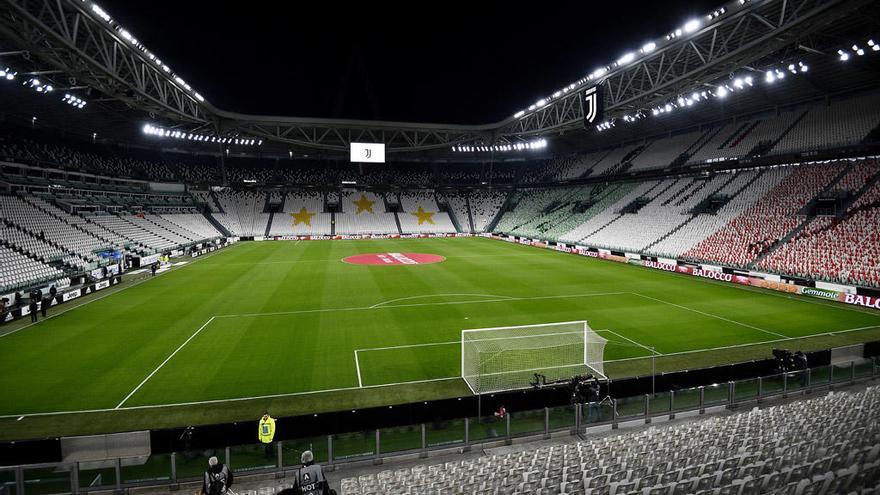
[617,52,635,65]
[733,78,743,89]
[514,110,525,118]
[717,86,728,98]
[641,42,656,53]
[683,19,700,33]
[91,4,111,22]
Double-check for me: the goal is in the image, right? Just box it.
[461,320,607,395]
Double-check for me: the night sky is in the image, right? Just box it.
[103,0,722,124]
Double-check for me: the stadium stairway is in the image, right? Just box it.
[203,212,232,237]
[683,127,722,161]
[393,212,404,234]
[768,110,810,154]
[265,212,275,237]
[485,191,513,233]
[441,198,465,233]
[842,168,880,212]
[718,122,752,150]
[728,120,762,149]
[208,190,225,213]
[644,215,696,252]
[465,195,475,232]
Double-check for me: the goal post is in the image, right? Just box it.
[461,320,607,395]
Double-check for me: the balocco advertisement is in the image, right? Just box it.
[840,293,880,309]
[644,260,676,272]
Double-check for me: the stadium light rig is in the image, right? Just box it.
[647,60,809,120]
[62,94,87,109]
[24,78,53,93]
[142,124,263,146]
[83,1,206,105]
[509,1,745,121]
[451,138,548,153]
[0,68,16,81]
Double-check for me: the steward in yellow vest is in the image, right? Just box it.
[259,412,276,459]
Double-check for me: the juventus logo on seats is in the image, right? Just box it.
[581,85,604,130]
[364,148,372,159]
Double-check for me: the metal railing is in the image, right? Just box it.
[0,357,876,495]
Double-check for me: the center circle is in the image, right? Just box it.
[342,252,446,266]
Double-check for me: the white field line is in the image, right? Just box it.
[356,329,612,353]
[114,317,216,409]
[369,293,514,309]
[599,328,664,355]
[2,376,461,419]
[354,350,363,388]
[215,291,627,318]
[631,292,790,339]
[4,323,878,420]
[355,329,613,354]
[0,243,238,339]
[604,324,880,364]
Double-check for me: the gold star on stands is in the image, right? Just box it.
[353,194,375,214]
[412,206,435,225]
[291,207,315,226]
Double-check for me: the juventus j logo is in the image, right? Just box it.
[364,149,372,159]
[582,87,598,124]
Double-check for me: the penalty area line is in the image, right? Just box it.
[596,329,663,356]
[2,376,463,419]
[354,350,363,388]
[114,316,216,409]
[631,292,790,339]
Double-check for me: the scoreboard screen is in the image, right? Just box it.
[350,142,386,163]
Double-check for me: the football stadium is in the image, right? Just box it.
[1,0,880,493]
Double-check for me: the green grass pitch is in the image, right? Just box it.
[1,236,879,440]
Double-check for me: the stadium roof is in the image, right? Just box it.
[0,0,878,161]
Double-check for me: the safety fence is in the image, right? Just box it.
[0,357,877,495]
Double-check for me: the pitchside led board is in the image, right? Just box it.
[350,142,386,163]
[581,85,604,131]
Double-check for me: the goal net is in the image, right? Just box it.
[461,320,607,395]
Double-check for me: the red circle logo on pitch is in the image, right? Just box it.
[343,252,446,265]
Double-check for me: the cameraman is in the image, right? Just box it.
[294,450,335,495]
[586,377,602,423]
[202,456,233,495]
